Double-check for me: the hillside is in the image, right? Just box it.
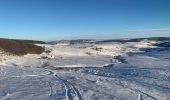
[0,38,45,56]
[0,38,170,100]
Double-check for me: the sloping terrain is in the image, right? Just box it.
[0,38,170,100]
[0,38,45,56]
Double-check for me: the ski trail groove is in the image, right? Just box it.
[49,82,53,97]
[4,70,54,78]
[55,74,83,100]
[82,72,157,100]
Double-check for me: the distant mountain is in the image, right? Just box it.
[48,37,170,45]
[96,37,170,43]
[48,39,96,45]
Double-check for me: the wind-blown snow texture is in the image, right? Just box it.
[0,39,170,100]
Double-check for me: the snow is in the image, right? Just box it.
[0,39,170,100]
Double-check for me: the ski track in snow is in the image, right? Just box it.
[2,70,54,79]
[1,65,168,99]
[81,66,169,100]
[1,40,170,100]
[55,74,83,100]
[81,73,147,100]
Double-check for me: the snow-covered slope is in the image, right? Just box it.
[0,40,156,68]
[0,39,170,100]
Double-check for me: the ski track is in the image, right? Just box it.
[0,67,166,100]
[6,68,161,99]
[81,70,159,100]
[2,70,54,78]
[55,74,83,100]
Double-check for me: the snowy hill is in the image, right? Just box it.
[0,38,170,100]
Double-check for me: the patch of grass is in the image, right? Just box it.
[0,39,45,56]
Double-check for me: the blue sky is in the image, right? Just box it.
[0,0,170,40]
